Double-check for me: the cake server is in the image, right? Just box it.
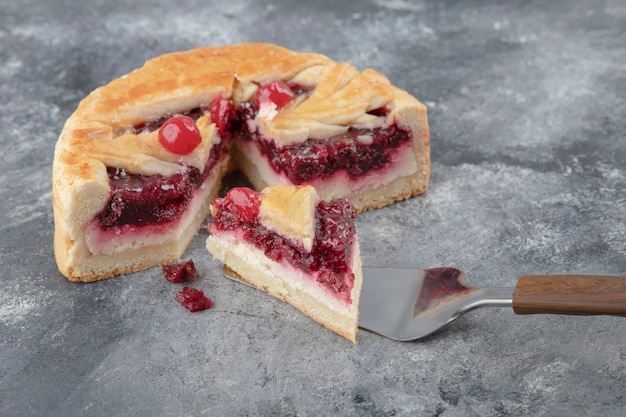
[358,267,626,341]
[223,266,626,341]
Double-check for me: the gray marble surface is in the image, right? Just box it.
[1,0,625,416]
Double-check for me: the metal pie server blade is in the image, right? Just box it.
[222,265,626,341]
[359,267,626,341]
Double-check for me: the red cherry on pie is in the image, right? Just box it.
[208,96,236,138]
[158,115,202,154]
[254,81,296,109]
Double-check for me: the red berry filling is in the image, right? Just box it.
[176,286,213,312]
[97,135,231,229]
[162,259,198,282]
[132,107,207,134]
[258,125,409,184]
[210,188,357,301]
[97,168,191,228]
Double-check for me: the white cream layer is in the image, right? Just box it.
[207,228,360,318]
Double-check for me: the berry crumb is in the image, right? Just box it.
[176,287,213,312]
[162,259,197,282]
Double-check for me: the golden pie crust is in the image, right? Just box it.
[53,43,430,282]
[259,185,319,252]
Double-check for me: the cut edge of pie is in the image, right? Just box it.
[53,153,230,282]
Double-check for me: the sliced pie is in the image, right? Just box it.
[206,185,363,343]
[53,43,429,282]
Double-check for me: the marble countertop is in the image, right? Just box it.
[1,0,624,416]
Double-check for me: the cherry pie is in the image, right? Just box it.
[53,43,429,282]
[206,185,363,342]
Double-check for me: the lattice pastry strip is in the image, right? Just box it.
[257,64,397,144]
[62,116,217,177]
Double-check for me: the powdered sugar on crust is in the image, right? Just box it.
[257,101,279,121]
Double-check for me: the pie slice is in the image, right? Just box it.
[53,43,429,282]
[206,185,363,343]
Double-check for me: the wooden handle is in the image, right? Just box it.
[512,275,626,316]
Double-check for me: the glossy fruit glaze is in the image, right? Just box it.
[210,187,357,301]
